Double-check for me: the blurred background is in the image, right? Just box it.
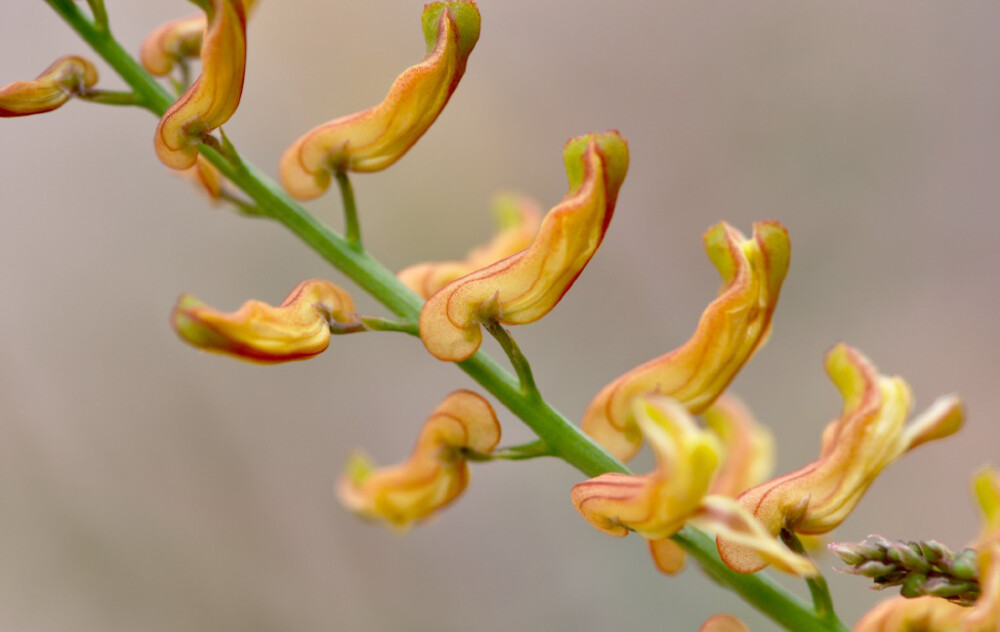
[2,1,999,630]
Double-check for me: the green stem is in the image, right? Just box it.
[782,530,838,621]
[484,320,541,400]
[43,4,851,630]
[360,316,419,335]
[79,89,145,107]
[335,171,363,252]
[84,0,109,33]
[466,440,552,461]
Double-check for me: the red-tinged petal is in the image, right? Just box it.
[0,55,97,117]
[154,0,247,170]
[419,131,629,362]
[398,194,542,299]
[854,597,967,632]
[279,2,481,198]
[581,221,790,461]
[704,394,775,498]
[648,538,687,575]
[171,279,355,363]
[718,344,964,574]
[140,0,256,77]
[336,390,500,531]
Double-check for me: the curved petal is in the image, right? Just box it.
[280,2,481,198]
[581,221,790,461]
[704,394,775,498]
[398,194,542,299]
[0,55,98,117]
[154,0,247,169]
[854,597,966,632]
[698,614,751,632]
[171,279,356,363]
[336,390,500,531]
[140,0,256,76]
[718,344,964,574]
[420,130,629,361]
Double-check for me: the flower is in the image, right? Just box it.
[337,390,500,531]
[699,614,751,632]
[171,279,357,363]
[0,55,97,117]
[717,344,964,574]
[571,395,816,576]
[419,130,629,362]
[154,0,247,170]
[140,0,257,77]
[398,194,542,299]
[854,469,998,631]
[279,2,482,199]
[580,221,790,462]
[648,393,775,574]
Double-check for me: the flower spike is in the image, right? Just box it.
[140,0,257,77]
[419,131,629,362]
[0,56,98,117]
[337,390,501,531]
[717,344,964,575]
[398,194,542,299]
[571,395,816,577]
[171,279,357,363]
[581,221,790,462]
[279,2,482,199]
[853,469,1000,632]
[154,0,247,170]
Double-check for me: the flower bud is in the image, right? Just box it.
[398,194,542,299]
[419,131,629,362]
[171,279,356,363]
[0,55,97,117]
[280,2,481,199]
[154,0,247,170]
[581,221,790,462]
[140,0,256,77]
[717,344,964,575]
[698,614,750,632]
[336,390,500,531]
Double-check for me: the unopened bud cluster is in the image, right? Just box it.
[831,535,981,605]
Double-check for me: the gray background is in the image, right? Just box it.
[2,1,998,630]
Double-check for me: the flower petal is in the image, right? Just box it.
[698,614,751,632]
[336,390,500,531]
[581,221,790,461]
[279,1,481,198]
[717,344,964,574]
[140,0,256,77]
[154,0,247,170]
[398,194,542,299]
[171,279,356,363]
[419,130,629,362]
[0,55,98,117]
[704,394,775,498]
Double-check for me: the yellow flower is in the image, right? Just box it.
[571,395,816,577]
[398,194,542,299]
[854,470,998,632]
[648,393,774,574]
[419,130,629,362]
[279,2,482,199]
[181,155,224,202]
[581,221,790,462]
[337,390,500,531]
[0,55,97,117]
[140,0,257,77]
[154,0,247,170]
[699,614,751,632]
[718,344,964,574]
[171,279,357,363]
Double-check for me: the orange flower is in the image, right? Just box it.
[419,130,629,362]
[181,155,224,202]
[699,614,751,632]
[171,279,356,363]
[648,394,774,574]
[279,2,482,199]
[154,0,247,170]
[0,55,97,117]
[854,470,999,632]
[717,344,964,574]
[337,390,500,531]
[140,0,257,77]
[572,395,816,577]
[398,194,542,299]
[581,221,790,462]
